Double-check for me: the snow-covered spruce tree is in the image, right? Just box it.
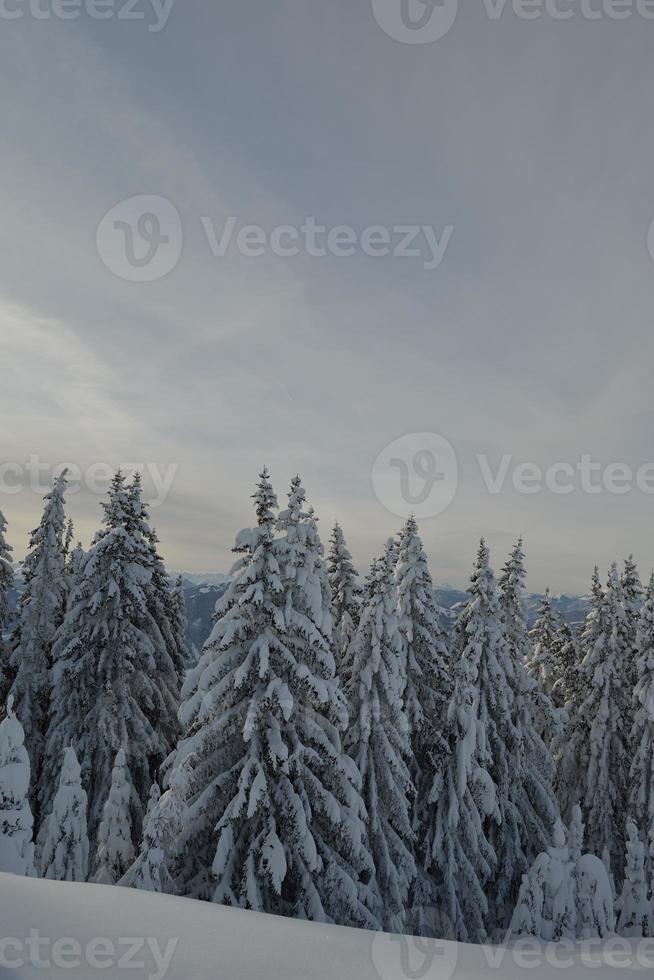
[66,540,86,584]
[489,540,559,933]
[555,567,604,823]
[171,575,193,668]
[393,516,450,933]
[0,697,35,876]
[42,472,179,855]
[345,539,415,933]
[551,618,580,710]
[527,590,561,700]
[509,820,615,941]
[509,821,576,941]
[616,821,651,937]
[568,564,632,876]
[422,541,502,942]
[622,556,643,686]
[120,762,190,894]
[629,572,654,882]
[173,470,375,926]
[9,473,68,806]
[0,511,14,714]
[39,747,89,882]
[94,749,135,884]
[327,522,361,687]
[128,474,184,732]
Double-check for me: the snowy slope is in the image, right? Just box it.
[0,874,649,980]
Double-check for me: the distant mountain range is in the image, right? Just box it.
[4,565,590,660]
[180,576,591,662]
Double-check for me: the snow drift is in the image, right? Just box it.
[1,873,653,980]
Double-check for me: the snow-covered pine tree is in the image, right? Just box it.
[616,821,650,937]
[171,576,192,668]
[509,819,615,941]
[0,697,35,876]
[120,762,189,894]
[527,590,561,700]
[568,564,632,876]
[94,749,135,884]
[66,541,86,584]
[490,540,559,933]
[509,821,576,941]
[629,571,654,884]
[39,747,89,882]
[0,511,14,714]
[393,516,450,933]
[42,472,178,854]
[9,474,68,807]
[551,618,580,710]
[555,567,604,823]
[172,470,375,927]
[346,539,415,933]
[128,474,184,730]
[622,556,643,686]
[421,540,501,942]
[327,522,361,688]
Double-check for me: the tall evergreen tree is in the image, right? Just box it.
[555,566,604,822]
[127,475,183,742]
[0,697,35,876]
[9,473,68,809]
[0,511,14,713]
[346,540,415,933]
[42,472,179,854]
[120,762,190,894]
[629,572,654,883]
[170,576,192,667]
[495,540,559,931]
[527,590,561,700]
[616,820,651,937]
[551,618,580,710]
[622,556,643,686]
[423,541,502,942]
[327,523,361,687]
[94,748,135,884]
[40,747,89,882]
[172,470,374,926]
[563,564,632,876]
[393,516,450,931]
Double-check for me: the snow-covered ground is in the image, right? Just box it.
[0,874,651,980]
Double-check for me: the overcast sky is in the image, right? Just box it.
[1,1,654,592]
